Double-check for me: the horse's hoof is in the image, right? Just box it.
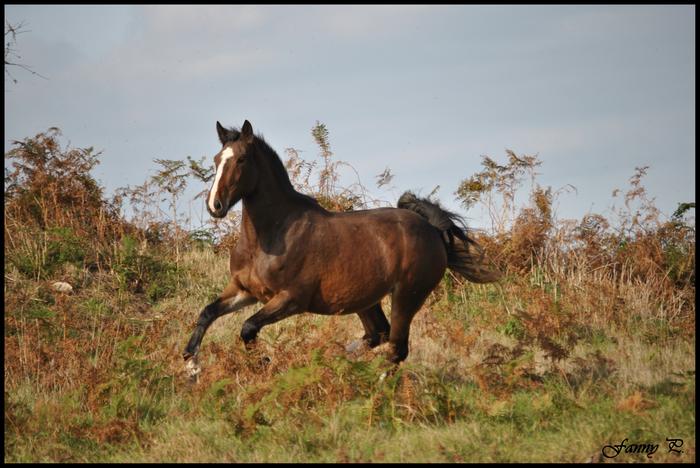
[185,355,202,382]
[240,321,259,343]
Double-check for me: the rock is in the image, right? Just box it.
[51,281,73,293]
[345,339,368,354]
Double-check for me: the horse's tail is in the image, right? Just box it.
[397,191,501,284]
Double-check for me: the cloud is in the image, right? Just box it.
[141,5,268,36]
[54,5,448,94]
[59,5,287,107]
[314,5,432,39]
[553,5,680,41]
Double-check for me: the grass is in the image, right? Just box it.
[4,247,695,463]
[4,127,695,462]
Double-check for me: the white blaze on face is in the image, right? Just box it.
[208,147,235,212]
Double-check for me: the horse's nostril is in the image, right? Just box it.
[214,200,222,212]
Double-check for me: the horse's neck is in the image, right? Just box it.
[240,163,305,246]
[242,192,290,232]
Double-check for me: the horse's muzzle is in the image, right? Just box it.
[207,202,228,219]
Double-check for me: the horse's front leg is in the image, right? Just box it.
[240,290,302,347]
[183,281,257,361]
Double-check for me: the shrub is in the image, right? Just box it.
[112,235,179,303]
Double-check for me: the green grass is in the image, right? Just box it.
[5,124,694,462]
[3,247,696,463]
[4,333,695,463]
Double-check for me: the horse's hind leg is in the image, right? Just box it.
[347,303,390,353]
[387,285,433,364]
[183,281,257,361]
[358,303,391,347]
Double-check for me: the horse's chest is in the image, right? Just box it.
[242,254,289,301]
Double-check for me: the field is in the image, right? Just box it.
[4,127,695,462]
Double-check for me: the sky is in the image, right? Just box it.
[4,5,695,230]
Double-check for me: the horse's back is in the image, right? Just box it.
[330,206,448,262]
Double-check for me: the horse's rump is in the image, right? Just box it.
[397,191,501,283]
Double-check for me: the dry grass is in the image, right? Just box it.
[4,128,695,462]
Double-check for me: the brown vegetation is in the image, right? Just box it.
[4,126,695,462]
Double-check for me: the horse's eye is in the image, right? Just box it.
[238,156,247,164]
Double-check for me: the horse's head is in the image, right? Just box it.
[207,120,259,218]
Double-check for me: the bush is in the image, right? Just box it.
[112,235,179,303]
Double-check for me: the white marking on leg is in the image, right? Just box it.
[185,355,202,382]
[208,147,235,212]
[223,292,258,311]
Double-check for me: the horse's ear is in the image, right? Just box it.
[241,120,254,144]
[216,121,229,145]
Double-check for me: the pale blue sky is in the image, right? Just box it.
[4,5,695,229]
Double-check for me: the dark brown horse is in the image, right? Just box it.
[183,120,499,366]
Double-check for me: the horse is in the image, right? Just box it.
[183,120,500,366]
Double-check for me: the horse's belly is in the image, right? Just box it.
[308,270,393,315]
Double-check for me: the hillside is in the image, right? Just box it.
[4,127,695,462]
